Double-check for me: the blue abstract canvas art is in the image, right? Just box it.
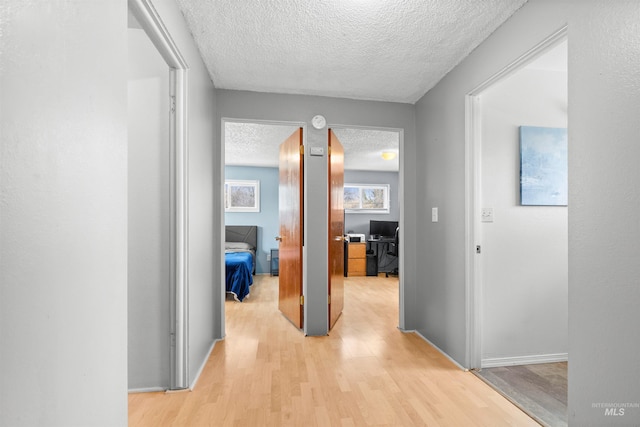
[520,126,568,206]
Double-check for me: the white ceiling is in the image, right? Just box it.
[176,0,529,171]
[175,0,527,104]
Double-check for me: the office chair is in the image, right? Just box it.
[386,227,399,277]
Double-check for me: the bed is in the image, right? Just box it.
[225,225,257,302]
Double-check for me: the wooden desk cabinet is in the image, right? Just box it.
[347,242,366,276]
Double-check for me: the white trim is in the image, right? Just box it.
[129,0,190,391]
[128,0,188,69]
[411,330,468,371]
[482,353,568,368]
[128,387,166,394]
[464,25,567,372]
[468,26,567,95]
[464,93,483,370]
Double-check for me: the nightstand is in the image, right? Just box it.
[270,248,279,276]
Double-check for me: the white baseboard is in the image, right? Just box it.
[128,387,165,394]
[189,339,220,390]
[410,329,468,371]
[481,353,568,368]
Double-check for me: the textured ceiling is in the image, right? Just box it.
[175,0,527,103]
[225,122,399,171]
[187,0,528,171]
[223,40,565,172]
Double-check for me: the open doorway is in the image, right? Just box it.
[222,120,303,329]
[331,127,401,279]
[222,121,402,333]
[466,29,568,426]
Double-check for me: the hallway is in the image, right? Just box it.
[129,275,537,426]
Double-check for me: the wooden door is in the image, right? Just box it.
[278,128,304,329]
[328,130,345,329]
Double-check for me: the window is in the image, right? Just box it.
[344,183,390,214]
[225,180,260,212]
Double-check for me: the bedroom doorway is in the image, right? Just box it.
[222,120,304,326]
[465,27,568,425]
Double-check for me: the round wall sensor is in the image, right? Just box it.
[312,115,326,130]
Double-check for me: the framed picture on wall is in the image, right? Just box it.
[520,126,568,206]
[225,180,260,212]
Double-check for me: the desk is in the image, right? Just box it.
[367,238,397,274]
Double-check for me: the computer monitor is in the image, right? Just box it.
[369,220,399,239]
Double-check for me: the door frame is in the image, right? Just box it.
[129,0,190,390]
[327,124,406,329]
[464,26,568,370]
[220,118,307,335]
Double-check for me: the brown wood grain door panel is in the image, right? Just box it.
[328,129,345,329]
[278,128,304,329]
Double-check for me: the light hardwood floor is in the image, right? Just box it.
[129,275,538,426]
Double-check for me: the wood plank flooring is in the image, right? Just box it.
[473,363,567,427]
[129,275,538,426]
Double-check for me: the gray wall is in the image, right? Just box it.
[415,0,640,424]
[481,66,568,365]
[0,1,128,425]
[568,2,640,423]
[344,170,400,237]
[1,3,218,424]
[128,27,171,390]
[216,91,417,335]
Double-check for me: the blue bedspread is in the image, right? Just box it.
[225,251,254,301]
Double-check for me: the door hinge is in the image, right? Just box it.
[328,146,332,156]
[328,294,331,304]
[299,145,304,155]
[300,295,304,306]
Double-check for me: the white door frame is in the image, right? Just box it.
[464,26,567,370]
[129,0,190,390]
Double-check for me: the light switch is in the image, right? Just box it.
[432,207,438,222]
[481,207,494,223]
